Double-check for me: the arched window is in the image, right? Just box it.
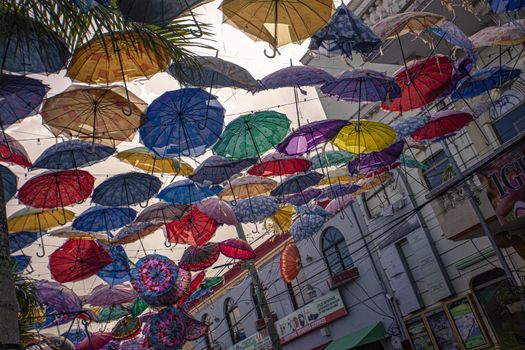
[251,284,263,320]
[321,227,354,275]
[202,313,214,349]
[224,298,246,344]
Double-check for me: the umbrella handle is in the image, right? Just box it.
[36,233,46,258]
[264,44,278,59]
[264,0,279,59]
[122,100,133,116]
[164,238,172,248]
[184,0,204,38]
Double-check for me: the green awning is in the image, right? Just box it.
[325,322,386,350]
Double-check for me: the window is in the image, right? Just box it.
[286,271,311,310]
[224,298,246,344]
[202,313,214,349]
[251,284,263,320]
[492,102,525,143]
[321,227,354,275]
[422,150,454,190]
[364,179,403,217]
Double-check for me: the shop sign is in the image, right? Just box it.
[227,331,272,350]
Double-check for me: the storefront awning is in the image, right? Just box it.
[325,322,385,350]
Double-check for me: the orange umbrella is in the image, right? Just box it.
[280,242,301,284]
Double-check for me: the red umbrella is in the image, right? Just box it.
[18,170,94,208]
[166,207,219,246]
[219,239,256,260]
[177,271,206,306]
[381,55,453,113]
[411,110,473,141]
[78,332,113,350]
[179,244,220,271]
[0,132,32,168]
[247,152,312,177]
[49,239,113,283]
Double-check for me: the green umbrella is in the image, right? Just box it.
[213,111,290,159]
[95,305,129,322]
[399,154,428,170]
[129,298,149,318]
[310,150,354,169]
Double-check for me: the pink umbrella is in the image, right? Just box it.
[86,284,138,307]
[325,194,355,214]
[78,332,113,350]
[196,198,237,225]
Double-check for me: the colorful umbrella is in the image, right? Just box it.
[280,242,301,284]
[158,179,222,204]
[93,305,129,323]
[486,0,525,12]
[332,120,397,154]
[0,132,32,168]
[399,154,428,170]
[62,329,87,348]
[49,239,113,283]
[93,172,161,207]
[281,188,322,206]
[87,284,138,307]
[140,88,225,157]
[190,155,257,185]
[425,21,475,60]
[183,313,209,341]
[120,338,145,350]
[260,66,335,89]
[270,172,324,197]
[347,141,404,177]
[78,332,113,350]
[233,196,279,223]
[147,307,186,350]
[196,198,238,225]
[296,203,331,218]
[381,55,454,112]
[219,176,277,201]
[112,222,163,245]
[355,171,394,195]
[310,150,354,170]
[290,214,326,241]
[411,110,473,141]
[8,208,75,233]
[247,152,312,177]
[117,147,193,175]
[135,202,188,225]
[130,298,150,318]
[73,206,137,233]
[179,243,220,271]
[0,165,17,201]
[219,239,256,260]
[317,168,362,185]
[276,119,349,155]
[112,316,142,341]
[45,335,76,350]
[97,243,131,286]
[33,140,115,170]
[35,280,82,313]
[18,170,95,208]
[177,271,206,306]
[118,0,210,27]
[213,111,291,159]
[325,194,354,214]
[264,204,295,234]
[451,66,521,101]
[469,24,525,48]
[9,231,40,254]
[391,116,428,139]
[371,11,444,40]
[48,227,107,241]
[101,340,120,350]
[317,183,360,200]
[166,207,219,246]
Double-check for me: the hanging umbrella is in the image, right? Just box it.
[451,66,521,101]
[318,168,362,186]
[264,204,295,234]
[179,243,220,271]
[281,188,322,206]
[9,231,40,254]
[49,239,113,283]
[11,254,30,273]
[213,111,291,159]
[97,243,132,286]
[117,147,193,175]
[332,120,397,154]
[158,179,222,204]
[165,207,219,246]
[411,110,474,141]
[290,214,326,241]
[296,203,331,218]
[0,132,32,168]
[381,55,454,112]
[219,0,334,58]
[233,196,279,223]
[317,183,360,200]
[325,194,354,214]
[18,170,95,208]
[280,242,301,284]
[425,21,475,60]
[118,0,211,27]
[469,25,525,48]
[62,329,87,348]
[73,206,137,233]
[486,0,525,12]
[260,66,335,90]
[190,155,257,185]
[309,4,381,59]
[92,172,162,207]
[391,116,428,139]
[147,307,186,350]
[35,280,82,313]
[112,316,142,341]
[101,341,120,350]
[276,119,349,155]
[183,313,209,341]
[310,150,354,170]
[177,271,206,306]
[42,86,147,146]
[112,222,163,245]
[0,165,17,201]
[140,88,225,158]
[399,154,428,170]
[135,202,188,225]
[33,140,115,170]
[48,227,107,241]
[93,306,129,323]
[196,198,238,225]
[78,332,113,350]
[371,11,444,40]
[270,172,324,197]
[87,284,138,307]
[247,152,312,177]
[219,176,277,201]
[219,239,256,260]
[120,338,145,350]
[45,335,76,350]
[347,141,405,177]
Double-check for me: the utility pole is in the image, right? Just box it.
[234,223,282,350]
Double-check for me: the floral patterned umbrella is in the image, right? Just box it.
[179,243,220,271]
[183,312,209,341]
[233,196,279,223]
[146,307,186,350]
[391,116,428,139]
[219,239,256,260]
[290,214,327,241]
[296,203,332,218]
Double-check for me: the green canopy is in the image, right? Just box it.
[310,150,354,169]
[325,322,385,350]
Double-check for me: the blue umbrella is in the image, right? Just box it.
[33,140,115,170]
[9,231,41,254]
[233,196,279,223]
[260,66,335,90]
[270,172,324,197]
[290,214,326,241]
[73,206,137,233]
[426,21,475,61]
[296,204,331,218]
[157,179,222,204]
[189,155,257,185]
[92,172,162,207]
[451,66,522,101]
[318,184,360,200]
[391,116,428,139]
[486,0,525,12]
[96,243,131,286]
[0,164,17,201]
[140,88,225,157]
[118,0,208,28]
[11,255,31,273]
[309,4,381,59]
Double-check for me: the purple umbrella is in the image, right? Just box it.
[276,119,349,155]
[318,183,360,200]
[325,194,354,214]
[35,280,82,313]
[347,141,404,177]
[260,65,335,90]
[280,188,322,206]
[270,172,324,197]
[87,284,138,307]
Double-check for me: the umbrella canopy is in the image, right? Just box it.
[277,119,349,155]
[281,188,322,206]
[42,86,147,146]
[112,316,142,341]
[49,239,113,283]
[8,208,75,233]
[381,55,454,112]
[332,120,397,154]
[0,132,32,168]
[317,183,360,200]
[140,88,225,158]
[92,172,162,207]
[120,338,145,350]
[469,24,525,48]
[135,202,188,224]
[73,206,137,233]
[260,66,335,89]
[196,198,238,225]
[35,280,82,313]
[190,155,257,185]
[310,150,354,170]
[399,154,428,170]
[280,242,301,284]
[247,152,312,177]
[219,239,256,260]
[213,111,291,159]
[33,140,115,170]
[48,227,107,241]
[296,203,331,218]
[62,329,87,348]
[117,147,193,175]
[45,336,76,350]
[264,204,295,234]
[271,172,324,197]
[391,116,428,139]
[325,194,354,214]
[290,214,326,241]
[371,11,444,40]
[93,305,129,323]
[411,110,473,141]
[78,332,113,350]
[355,171,394,195]
[87,284,138,307]
[347,141,404,177]
[9,231,40,254]
[486,0,525,12]
[166,207,219,246]
[118,0,211,26]
[97,243,131,286]
[233,196,279,223]
[425,21,475,60]
[112,222,163,245]
[179,243,220,271]
[309,4,381,59]
[169,55,262,92]
[183,313,209,341]
[18,170,95,208]
[177,271,206,306]
[451,66,521,101]
[320,69,401,103]
[147,307,186,350]
[158,179,222,204]
[0,165,17,201]
[219,176,277,200]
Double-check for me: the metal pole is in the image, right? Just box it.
[234,223,282,350]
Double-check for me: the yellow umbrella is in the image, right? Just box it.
[48,227,108,242]
[219,0,334,57]
[219,176,277,201]
[264,204,295,234]
[317,168,363,186]
[332,120,396,154]
[117,147,193,175]
[354,171,393,195]
[371,11,444,41]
